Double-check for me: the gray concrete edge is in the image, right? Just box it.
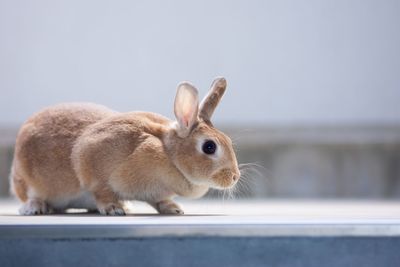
[1,223,400,239]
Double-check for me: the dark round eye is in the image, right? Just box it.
[202,140,217,155]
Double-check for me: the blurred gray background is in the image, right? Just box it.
[0,0,399,199]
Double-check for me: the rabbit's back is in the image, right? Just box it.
[11,103,117,202]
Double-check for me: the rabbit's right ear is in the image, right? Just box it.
[174,82,199,137]
[199,77,227,122]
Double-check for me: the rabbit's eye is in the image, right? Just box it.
[202,140,217,155]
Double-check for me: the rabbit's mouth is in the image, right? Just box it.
[179,167,240,190]
[210,168,240,189]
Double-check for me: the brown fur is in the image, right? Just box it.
[11,78,240,215]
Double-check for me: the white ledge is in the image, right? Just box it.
[1,199,400,238]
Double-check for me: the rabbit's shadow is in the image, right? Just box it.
[1,212,225,217]
[59,209,226,217]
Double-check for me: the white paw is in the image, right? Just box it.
[97,203,126,216]
[19,199,51,215]
[156,201,184,215]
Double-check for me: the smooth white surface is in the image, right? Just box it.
[1,200,400,237]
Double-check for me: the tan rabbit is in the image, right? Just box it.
[10,77,240,215]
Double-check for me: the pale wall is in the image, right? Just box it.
[0,0,399,125]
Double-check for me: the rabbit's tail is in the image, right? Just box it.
[9,162,28,202]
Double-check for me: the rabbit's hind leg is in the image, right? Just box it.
[92,185,126,216]
[12,173,54,215]
[19,198,53,215]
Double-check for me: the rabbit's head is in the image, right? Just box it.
[165,77,240,189]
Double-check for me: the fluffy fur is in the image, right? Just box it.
[11,77,240,215]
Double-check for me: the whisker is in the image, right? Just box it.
[239,162,268,172]
[211,160,271,200]
[239,162,270,179]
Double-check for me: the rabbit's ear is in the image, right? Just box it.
[174,82,199,137]
[199,77,227,121]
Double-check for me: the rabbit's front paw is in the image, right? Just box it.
[155,200,184,215]
[97,203,126,216]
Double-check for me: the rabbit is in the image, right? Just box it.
[10,77,240,215]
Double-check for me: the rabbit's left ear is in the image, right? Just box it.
[174,82,199,137]
[199,77,227,121]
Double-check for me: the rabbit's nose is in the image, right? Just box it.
[232,174,239,181]
[232,169,241,182]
